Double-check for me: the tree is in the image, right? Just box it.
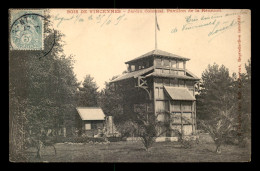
[99,76,124,124]
[195,64,236,153]
[196,63,234,120]
[77,75,99,107]
[199,107,236,153]
[9,11,78,160]
[196,62,251,152]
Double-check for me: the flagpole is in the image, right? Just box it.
[155,9,157,50]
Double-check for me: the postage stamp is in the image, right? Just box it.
[9,9,44,50]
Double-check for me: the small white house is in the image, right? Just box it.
[76,107,106,131]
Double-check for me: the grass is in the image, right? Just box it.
[23,140,251,162]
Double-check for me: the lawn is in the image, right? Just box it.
[23,140,251,162]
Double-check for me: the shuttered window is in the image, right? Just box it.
[158,88,165,99]
[179,61,184,68]
[179,80,185,87]
[171,60,177,68]
[186,80,194,89]
[178,71,185,76]
[163,59,170,67]
[155,58,162,66]
[182,101,192,111]
[171,101,181,111]
[163,78,170,86]
[155,101,164,112]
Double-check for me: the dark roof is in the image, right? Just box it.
[125,49,190,64]
[110,66,154,83]
[164,86,196,101]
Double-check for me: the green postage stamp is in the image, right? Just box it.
[9,9,44,50]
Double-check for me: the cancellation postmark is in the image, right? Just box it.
[9,9,44,50]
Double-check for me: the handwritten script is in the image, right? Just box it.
[54,13,127,28]
[171,11,247,42]
[54,14,84,27]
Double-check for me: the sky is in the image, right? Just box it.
[49,9,251,91]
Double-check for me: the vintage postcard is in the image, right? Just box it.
[9,8,251,162]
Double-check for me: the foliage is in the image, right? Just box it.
[133,112,165,151]
[9,11,79,160]
[99,76,124,124]
[199,107,236,153]
[115,120,139,138]
[77,75,99,107]
[54,136,107,143]
[196,63,234,120]
[196,61,251,151]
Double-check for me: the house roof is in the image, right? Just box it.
[76,107,105,121]
[145,72,200,81]
[110,66,154,83]
[110,67,200,83]
[186,69,200,80]
[164,86,196,101]
[125,49,190,64]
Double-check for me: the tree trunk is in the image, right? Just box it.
[63,127,66,137]
[36,140,43,159]
[216,145,221,154]
[52,145,57,155]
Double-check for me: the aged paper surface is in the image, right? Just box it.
[9,9,251,162]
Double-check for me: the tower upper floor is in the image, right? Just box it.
[125,49,190,76]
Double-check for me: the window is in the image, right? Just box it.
[155,101,169,113]
[155,78,163,86]
[171,101,181,111]
[141,62,145,69]
[171,60,177,68]
[179,61,184,68]
[85,123,91,130]
[162,69,170,74]
[135,64,139,70]
[154,88,159,98]
[155,69,162,73]
[183,112,192,124]
[170,79,178,86]
[183,112,192,119]
[186,81,194,89]
[156,101,165,112]
[165,101,169,112]
[170,70,178,75]
[163,78,170,86]
[155,58,162,66]
[182,101,192,111]
[178,71,185,76]
[158,88,165,99]
[179,80,185,87]
[163,59,170,67]
[127,64,130,72]
[146,61,150,68]
[131,65,135,72]
[171,113,181,124]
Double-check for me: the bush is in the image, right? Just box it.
[54,136,107,143]
[107,137,123,142]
